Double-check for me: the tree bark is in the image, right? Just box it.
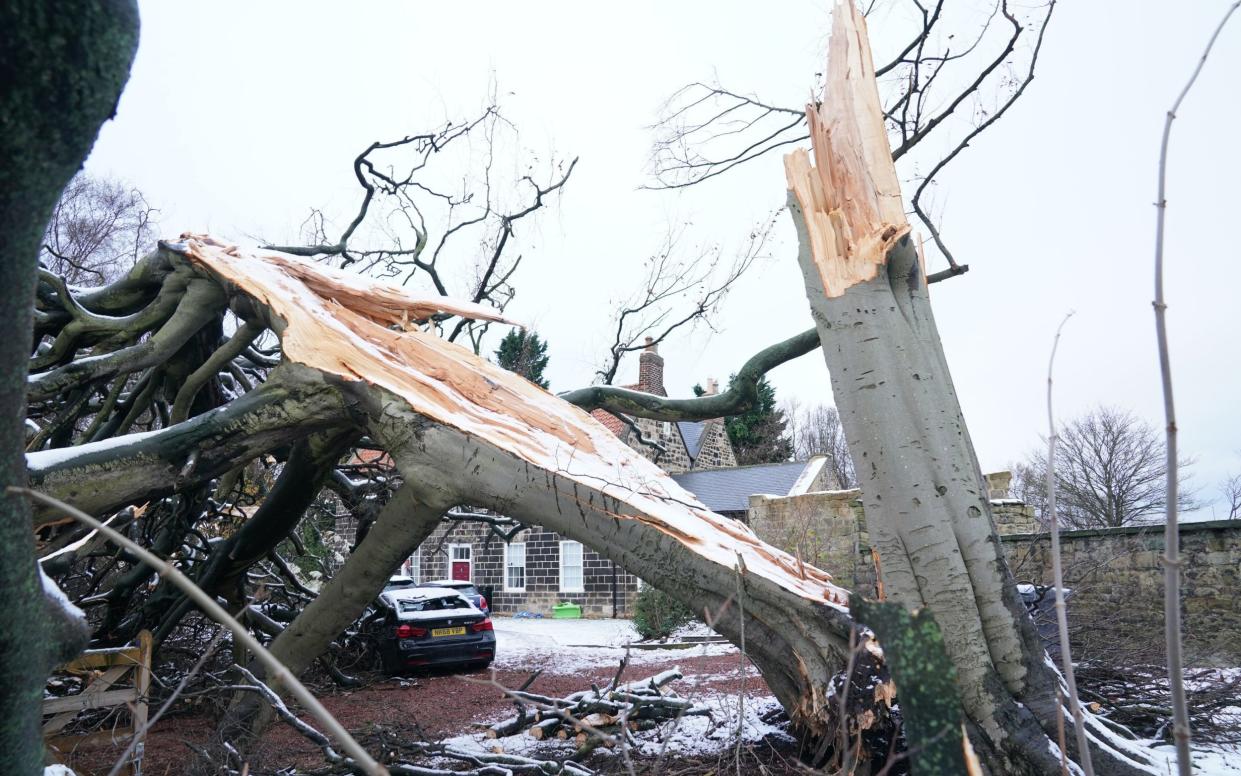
[356,384,856,739]
[782,3,1155,773]
[27,364,350,528]
[0,2,138,771]
[222,483,450,740]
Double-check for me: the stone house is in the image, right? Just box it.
[403,339,832,617]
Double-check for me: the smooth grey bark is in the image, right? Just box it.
[354,383,856,740]
[28,364,350,528]
[560,327,820,421]
[788,199,1149,775]
[146,429,359,642]
[223,483,449,740]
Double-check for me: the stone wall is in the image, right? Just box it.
[747,487,1241,661]
[747,489,876,593]
[1003,520,1240,662]
[629,415,693,473]
[694,420,737,470]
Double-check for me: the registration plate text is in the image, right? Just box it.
[431,626,466,637]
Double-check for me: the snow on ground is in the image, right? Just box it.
[1149,744,1241,775]
[492,617,736,673]
[488,617,1241,773]
[440,690,790,763]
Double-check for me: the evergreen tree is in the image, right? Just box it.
[494,329,550,389]
[723,374,792,465]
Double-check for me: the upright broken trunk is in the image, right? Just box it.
[784,4,1154,774]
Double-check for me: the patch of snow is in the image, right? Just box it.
[27,427,163,472]
[44,766,77,776]
[669,620,725,641]
[440,690,788,764]
[492,617,736,673]
[1150,743,1241,775]
[39,565,85,623]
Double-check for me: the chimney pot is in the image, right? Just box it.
[638,338,666,396]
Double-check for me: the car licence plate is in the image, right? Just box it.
[431,626,466,637]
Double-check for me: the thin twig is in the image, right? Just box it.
[9,486,388,776]
[1153,5,1239,774]
[1045,310,1093,775]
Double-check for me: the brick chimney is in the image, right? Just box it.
[638,337,666,396]
[704,377,719,396]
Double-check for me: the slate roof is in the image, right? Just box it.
[672,460,810,514]
[678,421,706,460]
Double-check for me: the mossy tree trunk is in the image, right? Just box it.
[0,2,139,771]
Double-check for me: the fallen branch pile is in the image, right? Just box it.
[487,668,710,756]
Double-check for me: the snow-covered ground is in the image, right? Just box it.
[491,616,737,673]
[441,689,789,763]
[482,617,1241,773]
[1149,744,1241,775]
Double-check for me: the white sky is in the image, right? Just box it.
[84,1,1241,515]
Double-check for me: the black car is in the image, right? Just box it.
[367,586,495,674]
[420,578,490,615]
[383,576,490,614]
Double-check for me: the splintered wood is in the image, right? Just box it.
[177,235,850,608]
[784,0,910,298]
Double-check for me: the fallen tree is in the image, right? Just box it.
[18,3,1173,774]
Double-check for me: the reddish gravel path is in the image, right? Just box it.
[60,650,767,775]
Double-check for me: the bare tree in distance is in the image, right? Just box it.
[41,172,157,285]
[1019,406,1198,529]
[783,399,856,488]
[647,0,1056,281]
[1219,467,1241,520]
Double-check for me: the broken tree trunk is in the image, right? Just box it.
[784,3,1156,774]
[169,234,858,744]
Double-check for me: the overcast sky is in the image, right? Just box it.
[84,1,1241,516]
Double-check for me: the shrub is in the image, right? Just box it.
[632,584,696,640]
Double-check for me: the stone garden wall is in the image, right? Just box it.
[748,487,1241,661]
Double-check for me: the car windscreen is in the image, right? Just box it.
[397,596,472,613]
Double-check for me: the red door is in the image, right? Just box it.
[450,545,472,581]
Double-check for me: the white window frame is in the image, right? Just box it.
[448,543,473,582]
[559,540,584,593]
[504,542,527,592]
[405,546,421,583]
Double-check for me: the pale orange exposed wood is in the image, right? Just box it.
[784,0,910,298]
[178,236,850,608]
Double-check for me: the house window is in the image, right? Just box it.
[504,542,526,592]
[661,421,673,438]
[449,544,473,582]
[560,540,584,593]
[404,546,420,583]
